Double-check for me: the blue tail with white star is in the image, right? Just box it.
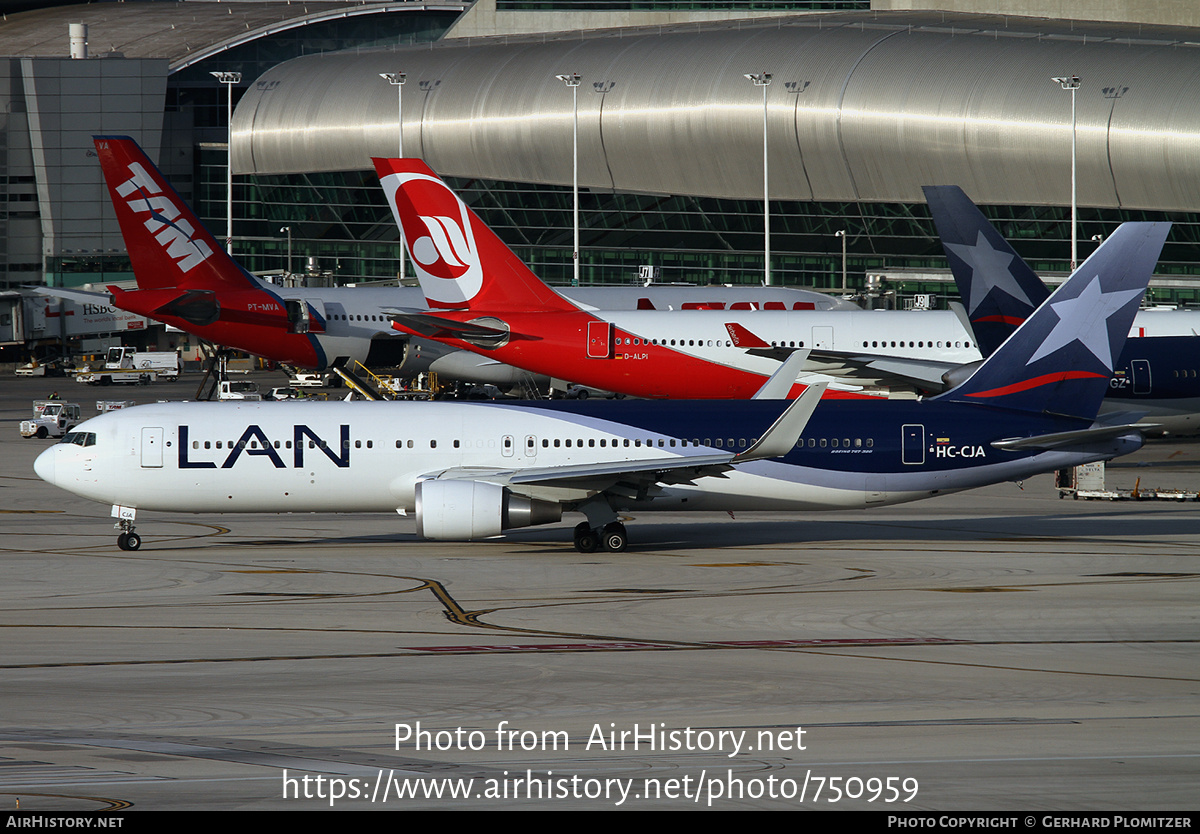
[923,185,1050,356]
[936,222,1170,420]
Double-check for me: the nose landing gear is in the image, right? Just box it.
[115,516,141,551]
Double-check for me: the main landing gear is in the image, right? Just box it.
[115,517,141,551]
[573,521,627,553]
[571,496,628,552]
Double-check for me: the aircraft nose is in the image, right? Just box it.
[33,446,56,485]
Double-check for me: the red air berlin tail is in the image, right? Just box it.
[94,136,254,292]
[373,158,577,313]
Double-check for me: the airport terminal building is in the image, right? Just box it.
[3,0,1200,358]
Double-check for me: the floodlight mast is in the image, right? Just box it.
[745,72,772,285]
[556,72,582,286]
[1052,75,1082,270]
[835,229,847,291]
[380,72,408,284]
[210,71,242,254]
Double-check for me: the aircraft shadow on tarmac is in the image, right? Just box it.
[196,507,1200,553]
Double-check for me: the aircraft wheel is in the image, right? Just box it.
[574,529,600,553]
[117,532,141,551]
[602,523,627,553]
[117,533,130,551]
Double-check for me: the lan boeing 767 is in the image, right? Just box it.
[35,221,1168,551]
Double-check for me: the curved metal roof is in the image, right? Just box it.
[0,1,464,72]
[232,10,1200,212]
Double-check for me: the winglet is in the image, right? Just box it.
[937,222,1170,420]
[373,158,577,314]
[737,382,827,460]
[923,185,1050,356]
[751,349,812,399]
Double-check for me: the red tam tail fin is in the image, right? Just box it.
[94,135,255,293]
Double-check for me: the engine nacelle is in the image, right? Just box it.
[414,479,562,540]
[941,359,985,391]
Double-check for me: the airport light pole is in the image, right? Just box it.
[745,72,772,285]
[210,71,242,255]
[1052,75,1081,271]
[280,226,292,279]
[380,72,408,284]
[835,229,847,291]
[556,72,581,286]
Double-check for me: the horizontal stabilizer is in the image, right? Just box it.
[30,286,112,305]
[388,310,518,341]
[991,422,1157,452]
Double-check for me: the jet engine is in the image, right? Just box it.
[414,479,562,540]
[941,359,985,391]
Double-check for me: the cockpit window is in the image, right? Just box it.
[59,432,95,447]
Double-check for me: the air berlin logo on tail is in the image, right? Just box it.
[115,161,214,273]
[382,172,483,308]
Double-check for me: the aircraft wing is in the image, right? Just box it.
[742,343,967,393]
[805,350,969,392]
[727,319,972,393]
[424,383,825,499]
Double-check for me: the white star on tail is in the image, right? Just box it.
[1026,274,1144,370]
[945,231,1031,315]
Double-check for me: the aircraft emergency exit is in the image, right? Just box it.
[36,221,1168,552]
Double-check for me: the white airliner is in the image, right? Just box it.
[35,221,1168,552]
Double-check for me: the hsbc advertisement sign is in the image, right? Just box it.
[31,296,150,338]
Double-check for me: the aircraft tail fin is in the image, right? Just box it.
[937,222,1170,420]
[923,185,1049,356]
[374,158,577,313]
[93,136,256,293]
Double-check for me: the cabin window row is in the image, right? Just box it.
[329,314,388,322]
[391,437,758,449]
[191,439,373,450]
[863,340,971,349]
[796,437,875,448]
